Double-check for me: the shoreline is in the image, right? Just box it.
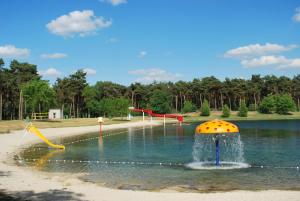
[2,112,300,134]
[0,121,300,201]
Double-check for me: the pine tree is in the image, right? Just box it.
[222,104,230,117]
[200,99,210,116]
[238,100,248,117]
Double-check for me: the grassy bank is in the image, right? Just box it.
[182,111,300,122]
[1,111,300,133]
[0,117,141,134]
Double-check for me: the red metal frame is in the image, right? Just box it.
[130,108,183,122]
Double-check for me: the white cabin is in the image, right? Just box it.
[48,109,62,120]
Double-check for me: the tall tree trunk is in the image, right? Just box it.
[24,100,26,118]
[0,93,2,120]
[214,95,217,110]
[76,96,80,118]
[69,103,72,118]
[72,97,75,118]
[131,91,134,107]
[298,98,300,111]
[18,90,23,120]
[228,96,232,110]
[76,103,79,118]
[220,92,223,109]
[39,103,41,115]
[253,93,257,110]
[61,104,64,119]
[180,92,183,111]
[199,94,203,108]
[175,95,178,113]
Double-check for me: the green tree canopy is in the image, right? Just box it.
[274,94,295,114]
[150,89,172,114]
[99,98,130,118]
[22,79,55,113]
[259,95,275,114]
[182,101,196,113]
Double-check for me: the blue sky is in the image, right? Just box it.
[0,0,300,85]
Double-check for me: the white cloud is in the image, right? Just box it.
[138,50,147,58]
[278,58,300,69]
[0,45,30,58]
[101,0,127,6]
[38,68,62,77]
[41,53,67,59]
[241,55,289,68]
[241,55,300,69]
[293,7,300,22]
[224,43,297,58]
[83,68,97,75]
[46,10,112,37]
[129,68,181,83]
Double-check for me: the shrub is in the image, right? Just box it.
[200,99,210,116]
[222,104,231,117]
[238,100,248,117]
[182,101,196,113]
[274,94,296,114]
[258,95,275,114]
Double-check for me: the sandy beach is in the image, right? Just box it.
[0,121,299,201]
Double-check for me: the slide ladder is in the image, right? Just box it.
[26,123,65,149]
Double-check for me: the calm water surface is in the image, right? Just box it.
[20,120,300,191]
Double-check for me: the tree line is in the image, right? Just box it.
[0,58,300,120]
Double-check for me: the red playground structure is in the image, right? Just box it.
[130,108,183,123]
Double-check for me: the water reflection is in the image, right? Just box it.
[98,135,104,154]
[35,149,64,170]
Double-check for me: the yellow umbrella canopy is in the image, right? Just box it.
[195,119,239,134]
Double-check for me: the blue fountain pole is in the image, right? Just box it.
[215,138,220,166]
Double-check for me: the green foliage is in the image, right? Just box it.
[222,104,230,117]
[200,99,210,116]
[238,100,248,117]
[259,95,275,114]
[248,103,257,111]
[274,94,295,114]
[83,86,99,116]
[259,94,295,115]
[2,58,300,120]
[22,79,55,112]
[150,89,172,114]
[99,98,130,118]
[182,101,196,113]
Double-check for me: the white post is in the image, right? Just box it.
[150,116,153,122]
[164,115,166,125]
[142,111,145,122]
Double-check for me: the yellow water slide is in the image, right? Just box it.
[26,124,65,149]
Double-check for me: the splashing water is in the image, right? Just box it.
[187,134,250,169]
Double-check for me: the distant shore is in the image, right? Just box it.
[1,111,300,134]
[0,120,300,201]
